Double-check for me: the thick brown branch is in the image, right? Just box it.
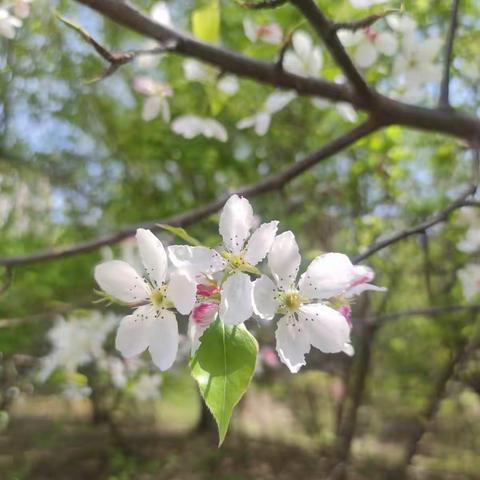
[73,0,480,142]
[439,0,461,108]
[0,119,380,268]
[290,0,372,100]
[353,184,477,263]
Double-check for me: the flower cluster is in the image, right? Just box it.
[0,0,32,39]
[95,195,385,373]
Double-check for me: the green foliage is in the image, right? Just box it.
[190,319,258,445]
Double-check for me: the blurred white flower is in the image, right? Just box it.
[13,0,33,19]
[243,18,283,45]
[338,27,397,68]
[458,264,480,301]
[283,30,323,77]
[393,31,443,102]
[39,312,118,382]
[171,115,228,142]
[183,59,239,96]
[0,8,22,39]
[150,1,172,26]
[349,0,388,7]
[237,90,296,136]
[133,76,172,122]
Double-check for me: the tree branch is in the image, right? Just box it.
[0,119,380,268]
[439,0,461,108]
[290,0,372,100]
[333,10,398,32]
[72,0,480,143]
[353,184,477,263]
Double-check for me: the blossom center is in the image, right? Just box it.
[283,291,302,312]
[150,287,166,307]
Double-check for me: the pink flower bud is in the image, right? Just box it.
[196,283,220,297]
[192,301,218,327]
[339,305,352,327]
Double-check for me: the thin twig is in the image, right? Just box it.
[0,119,381,267]
[0,266,13,296]
[290,0,372,100]
[236,0,286,8]
[353,183,477,263]
[334,9,398,32]
[57,13,176,83]
[439,0,461,108]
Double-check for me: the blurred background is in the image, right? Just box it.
[1,0,480,478]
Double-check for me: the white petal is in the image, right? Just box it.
[309,48,323,75]
[298,253,356,300]
[245,221,279,265]
[142,96,163,121]
[219,272,253,325]
[217,75,239,95]
[343,342,355,356]
[292,30,312,61]
[282,51,305,76]
[254,112,272,136]
[94,260,150,303]
[275,313,311,373]
[264,91,296,114]
[237,115,257,130]
[183,59,213,83]
[115,305,153,358]
[354,42,378,68]
[150,1,172,26]
[337,102,358,122]
[375,32,398,56]
[243,17,257,42]
[418,37,443,61]
[252,275,280,320]
[204,118,228,142]
[347,283,387,297]
[168,245,225,278]
[148,309,179,371]
[268,231,301,290]
[166,271,196,315]
[337,30,362,47]
[219,195,254,253]
[136,228,168,287]
[171,115,202,139]
[299,303,350,354]
[188,317,210,355]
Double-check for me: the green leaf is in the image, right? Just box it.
[192,0,220,43]
[190,319,258,445]
[157,224,202,246]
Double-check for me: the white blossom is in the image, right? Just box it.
[183,59,239,95]
[349,0,388,7]
[253,233,384,372]
[283,30,323,77]
[0,8,22,39]
[237,90,296,136]
[38,312,118,382]
[171,115,228,142]
[243,18,283,45]
[392,30,443,102]
[458,264,480,301]
[132,374,162,402]
[133,76,172,122]
[338,27,397,68]
[95,229,197,371]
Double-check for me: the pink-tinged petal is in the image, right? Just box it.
[219,195,254,253]
[275,313,311,373]
[245,221,279,266]
[168,245,225,280]
[196,283,220,297]
[191,301,219,327]
[252,275,280,320]
[136,228,168,287]
[115,305,153,358]
[148,309,178,371]
[299,303,351,354]
[298,253,356,300]
[219,272,253,325]
[268,231,301,290]
[339,305,352,327]
[95,260,150,304]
